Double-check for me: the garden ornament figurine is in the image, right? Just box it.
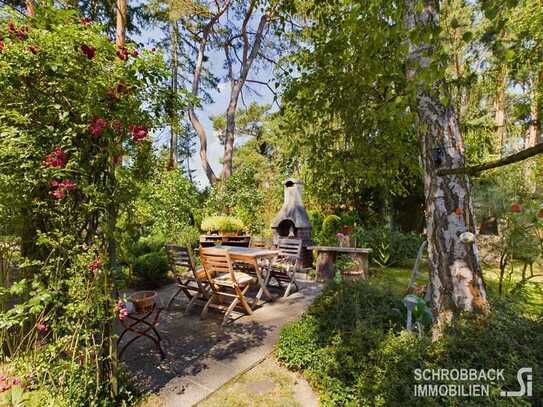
[403,294,419,332]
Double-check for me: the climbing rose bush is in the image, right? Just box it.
[0,7,169,404]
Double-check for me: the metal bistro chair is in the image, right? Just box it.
[268,238,303,297]
[199,247,255,326]
[165,244,210,314]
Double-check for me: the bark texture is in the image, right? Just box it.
[26,0,35,16]
[169,21,179,169]
[494,65,507,154]
[187,1,232,185]
[115,0,127,48]
[222,5,271,180]
[405,0,488,335]
[526,71,542,148]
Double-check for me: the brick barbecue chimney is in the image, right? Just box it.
[271,179,313,268]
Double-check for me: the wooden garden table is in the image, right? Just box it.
[307,246,372,281]
[214,245,279,303]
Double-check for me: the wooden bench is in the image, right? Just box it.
[307,246,372,281]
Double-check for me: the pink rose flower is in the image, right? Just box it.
[89,117,108,138]
[128,124,148,142]
[44,146,67,168]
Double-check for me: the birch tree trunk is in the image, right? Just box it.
[526,71,541,148]
[406,0,488,336]
[494,65,507,154]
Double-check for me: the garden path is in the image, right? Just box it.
[121,275,322,406]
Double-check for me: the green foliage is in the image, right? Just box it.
[277,280,543,406]
[277,0,421,212]
[319,215,342,245]
[0,6,171,404]
[204,166,264,234]
[135,164,200,242]
[200,215,245,234]
[308,210,324,241]
[130,234,165,258]
[355,225,423,267]
[132,251,169,287]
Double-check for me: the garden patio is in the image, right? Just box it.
[120,275,321,406]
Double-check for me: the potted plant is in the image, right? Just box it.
[201,215,245,237]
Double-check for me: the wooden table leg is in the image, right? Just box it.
[254,260,274,302]
[316,251,336,281]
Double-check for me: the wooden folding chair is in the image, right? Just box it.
[269,238,302,297]
[165,244,209,313]
[199,247,255,326]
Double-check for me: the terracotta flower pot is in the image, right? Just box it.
[129,290,157,313]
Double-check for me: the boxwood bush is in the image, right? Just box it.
[276,280,543,406]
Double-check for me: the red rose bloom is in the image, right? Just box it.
[51,188,65,199]
[131,49,139,57]
[89,117,108,137]
[511,203,522,213]
[88,256,102,273]
[116,46,129,61]
[60,179,76,191]
[128,124,148,142]
[50,179,75,199]
[16,26,28,40]
[80,17,93,25]
[7,21,17,35]
[28,44,39,54]
[44,146,67,168]
[80,44,96,59]
[36,322,48,333]
[0,40,4,52]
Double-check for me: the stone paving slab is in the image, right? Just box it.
[122,277,322,406]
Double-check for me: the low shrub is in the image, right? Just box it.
[132,251,169,287]
[319,215,342,245]
[355,225,423,266]
[276,280,543,406]
[308,210,324,241]
[130,234,166,258]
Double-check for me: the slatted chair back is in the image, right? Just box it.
[276,238,303,261]
[199,246,233,284]
[165,244,211,311]
[165,244,195,274]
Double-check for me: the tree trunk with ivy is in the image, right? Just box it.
[406,0,488,336]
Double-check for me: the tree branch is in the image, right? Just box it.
[437,143,543,176]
